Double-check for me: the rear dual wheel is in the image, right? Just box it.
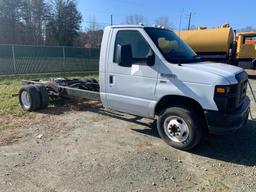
[19,85,49,112]
[34,84,49,109]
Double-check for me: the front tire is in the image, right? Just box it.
[157,106,202,150]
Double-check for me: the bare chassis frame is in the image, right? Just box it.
[21,80,100,101]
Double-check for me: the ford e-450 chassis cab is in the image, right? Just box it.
[19,25,250,150]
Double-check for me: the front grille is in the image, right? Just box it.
[235,72,248,108]
[227,96,236,109]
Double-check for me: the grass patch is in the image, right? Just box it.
[0,71,98,80]
[0,79,25,117]
[0,72,98,117]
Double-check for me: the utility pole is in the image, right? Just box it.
[187,12,192,30]
[110,15,113,26]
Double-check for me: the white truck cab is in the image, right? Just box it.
[99,25,250,150]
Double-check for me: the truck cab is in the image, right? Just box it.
[236,32,256,68]
[99,25,250,150]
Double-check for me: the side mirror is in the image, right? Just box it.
[116,44,132,67]
[147,49,155,66]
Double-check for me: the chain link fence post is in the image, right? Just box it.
[62,46,66,72]
[12,45,17,74]
[88,48,91,71]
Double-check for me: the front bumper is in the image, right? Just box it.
[205,96,250,134]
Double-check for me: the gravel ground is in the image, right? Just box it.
[1,76,256,192]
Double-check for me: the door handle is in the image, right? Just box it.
[109,75,114,84]
[160,73,176,79]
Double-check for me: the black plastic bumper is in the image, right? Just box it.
[205,96,250,134]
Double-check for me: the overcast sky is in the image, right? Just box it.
[77,0,255,30]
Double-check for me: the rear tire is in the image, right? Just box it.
[34,84,49,109]
[19,85,41,111]
[157,106,202,151]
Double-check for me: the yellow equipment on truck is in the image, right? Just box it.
[177,24,256,68]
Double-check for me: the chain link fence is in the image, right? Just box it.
[0,44,100,75]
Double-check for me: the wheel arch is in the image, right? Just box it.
[154,95,206,123]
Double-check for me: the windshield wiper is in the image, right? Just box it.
[169,55,197,59]
[193,55,201,59]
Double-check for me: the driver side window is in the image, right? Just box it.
[114,30,150,64]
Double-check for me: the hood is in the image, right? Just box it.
[182,62,243,83]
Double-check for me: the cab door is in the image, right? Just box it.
[106,28,158,117]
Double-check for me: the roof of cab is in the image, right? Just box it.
[110,25,145,29]
[106,25,172,32]
[237,32,256,36]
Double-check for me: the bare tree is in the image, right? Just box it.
[125,15,145,25]
[87,15,99,31]
[238,26,256,32]
[86,30,103,48]
[30,0,49,44]
[22,0,49,44]
[82,16,103,48]
[155,16,174,29]
[74,16,103,48]
[73,31,87,47]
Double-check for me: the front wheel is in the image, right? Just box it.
[157,106,203,151]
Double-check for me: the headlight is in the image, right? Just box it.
[214,84,238,111]
[215,86,230,95]
[215,85,237,96]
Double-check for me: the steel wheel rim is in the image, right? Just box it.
[163,116,189,143]
[21,91,31,110]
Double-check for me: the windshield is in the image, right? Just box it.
[145,27,201,64]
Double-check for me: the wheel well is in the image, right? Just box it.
[155,95,208,135]
[155,95,205,120]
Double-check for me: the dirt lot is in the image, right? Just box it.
[1,78,256,192]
